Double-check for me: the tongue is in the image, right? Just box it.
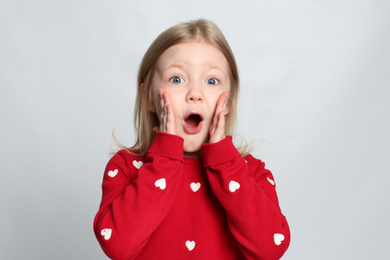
[185,117,199,128]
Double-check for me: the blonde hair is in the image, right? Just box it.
[118,19,251,156]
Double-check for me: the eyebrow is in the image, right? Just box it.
[160,62,227,75]
[203,63,226,72]
[161,63,186,72]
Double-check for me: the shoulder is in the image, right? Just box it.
[243,154,266,168]
[243,154,279,189]
[243,154,272,179]
[105,149,146,181]
[113,149,145,162]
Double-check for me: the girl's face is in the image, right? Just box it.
[150,40,231,156]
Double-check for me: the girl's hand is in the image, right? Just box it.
[209,92,229,144]
[153,88,177,135]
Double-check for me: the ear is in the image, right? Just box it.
[147,103,156,113]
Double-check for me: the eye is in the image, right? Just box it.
[170,76,184,84]
[206,78,219,85]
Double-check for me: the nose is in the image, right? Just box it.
[186,84,204,103]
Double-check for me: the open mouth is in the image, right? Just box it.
[184,113,203,134]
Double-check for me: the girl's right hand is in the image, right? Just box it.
[153,88,177,135]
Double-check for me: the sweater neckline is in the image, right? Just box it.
[183,157,203,165]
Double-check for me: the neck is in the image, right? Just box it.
[184,150,202,158]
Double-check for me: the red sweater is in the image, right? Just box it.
[94,133,290,259]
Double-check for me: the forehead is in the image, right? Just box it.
[155,40,230,73]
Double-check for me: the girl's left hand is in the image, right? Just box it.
[209,91,229,144]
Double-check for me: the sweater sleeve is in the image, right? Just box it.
[93,133,184,260]
[201,136,290,260]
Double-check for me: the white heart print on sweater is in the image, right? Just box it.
[267,177,275,185]
[155,178,166,190]
[101,228,112,240]
[229,181,240,192]
[108,169,118,178]
[190,182,201,192]
[185,240,195,251]
[133,160,143,169]
[274,233,284,245]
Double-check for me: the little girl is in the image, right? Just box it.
[94,19,290,260]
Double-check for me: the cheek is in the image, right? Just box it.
[151,91,160,110]
[205,97,219,114]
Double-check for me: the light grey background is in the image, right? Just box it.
[1,0,389,259]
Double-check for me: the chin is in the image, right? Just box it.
[181,132,209,154]
[183,139,204,154]
[183,143,202,153]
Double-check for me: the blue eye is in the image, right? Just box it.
[207,78,219,85]
[170,76,184,84]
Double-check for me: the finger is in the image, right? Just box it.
[163,91,171,114]
[214,92,228,122]
[210,111,226,143]
[215,110,226,135]
[159,88,165,113]
[162,91,170,132]
[210,92,228,133]
[223,92,229,114]
[158,89,169,132]
[164,92,176,134]
[160,89,165,108]
[158,90,165,127]
[158,89,176,134]
[166,103,176,134]
[162,90,172,108]
[210,113,217,135]
[217,92,228,111]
